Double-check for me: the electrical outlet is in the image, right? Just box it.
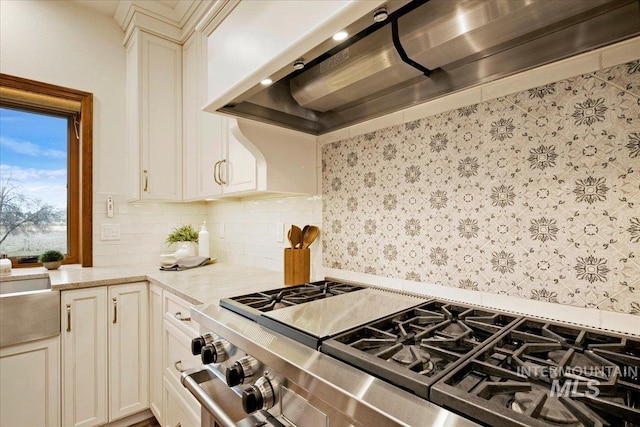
[100,223,120,241]
[219,223,225,239]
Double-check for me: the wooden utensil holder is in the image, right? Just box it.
[284,248,310,286]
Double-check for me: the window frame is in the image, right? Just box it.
[0,74,93,267]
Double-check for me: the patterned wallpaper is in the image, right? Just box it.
[322,60,640,315]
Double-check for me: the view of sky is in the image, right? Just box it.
[0,107,68,209]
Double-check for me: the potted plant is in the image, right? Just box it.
[166,225,199,256]
[39,250,64,270]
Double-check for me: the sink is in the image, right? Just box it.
[0,276,51,295]
[0,275,60,348]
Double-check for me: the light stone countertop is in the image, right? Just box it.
[2,263,284,306]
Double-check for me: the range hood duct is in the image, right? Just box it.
[221,0,640,135]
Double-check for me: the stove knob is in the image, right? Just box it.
[191,332,216,356]
[225,356,259,386]
[200,339,229,364]
[191,337,206,356]
[241,386,263,414]
[241,373,280,414]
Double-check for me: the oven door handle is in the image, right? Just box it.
[181,366,237,427]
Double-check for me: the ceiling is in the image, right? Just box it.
[73,0,180,17]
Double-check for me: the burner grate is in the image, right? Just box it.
[431,318,640,427]
[321,300,520,399]
[219,280,365,321]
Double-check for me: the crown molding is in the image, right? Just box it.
[115,0,229,45]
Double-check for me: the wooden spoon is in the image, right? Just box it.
[301,225,319,249]
[288,225,302,249]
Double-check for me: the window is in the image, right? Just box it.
[0,74,93,267]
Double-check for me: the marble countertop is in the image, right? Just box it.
[3,263,283,306]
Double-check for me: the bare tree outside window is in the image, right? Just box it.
[0,177,64,250]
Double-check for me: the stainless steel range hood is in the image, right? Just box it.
[219,0,640,135]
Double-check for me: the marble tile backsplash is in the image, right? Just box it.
[323,60,640,315]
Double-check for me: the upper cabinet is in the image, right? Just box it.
[127,29,183,202]
[182,26,317,200]
[124,2,323,202]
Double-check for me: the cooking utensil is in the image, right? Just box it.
[288,225,302,249]
[301,225,319,249]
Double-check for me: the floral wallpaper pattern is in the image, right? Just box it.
[322,60,640,315]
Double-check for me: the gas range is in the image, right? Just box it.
[182,279,639,427]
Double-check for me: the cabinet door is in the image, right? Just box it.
[183,31,223,200]
[163,377,199,427]
[109,282,149,421]
[126,30,183,201]
[222,117,257,194]
[0,337,60,427]
[149,284,164,423]
[199,111,224,198]
[62,288,108,427]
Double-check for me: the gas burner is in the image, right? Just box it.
[219,280,365,321]
[510,390,581,425]
[322,300,520,399]
[431,318,640,427]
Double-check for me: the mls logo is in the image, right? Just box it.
[550,379,600,398]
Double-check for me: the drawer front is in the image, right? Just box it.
[163,377,199,427]
[163,292,199,337]
[163,320,202,414]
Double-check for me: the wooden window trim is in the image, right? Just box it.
[0,74,93,267]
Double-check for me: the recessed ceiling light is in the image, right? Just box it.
[373,8,388,22]
[260,78,273,86]
[332,31,348,41]
[293,60,305,70]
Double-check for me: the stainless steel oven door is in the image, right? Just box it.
[181,365,288,427]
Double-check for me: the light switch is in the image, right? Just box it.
[276,222,284,243]
[107,195,114,218]
[219,223,225,239]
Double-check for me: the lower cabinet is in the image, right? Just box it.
[150,284,164,423]
[164,377,199,427]
[61,282,149,427]
[0,336,60,427]
[152,286,202,427]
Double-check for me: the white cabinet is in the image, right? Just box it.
[154,289,201,426]
[127,29,183,201]
[183,27,317,200]
[182,31,256,200]
[149,284,164,423]
[182,31,223,201]
[61,287,108,427]
[108,283,149,420]
[163,377,199,427]
[0,337,60,427]
[61,283,148,427]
